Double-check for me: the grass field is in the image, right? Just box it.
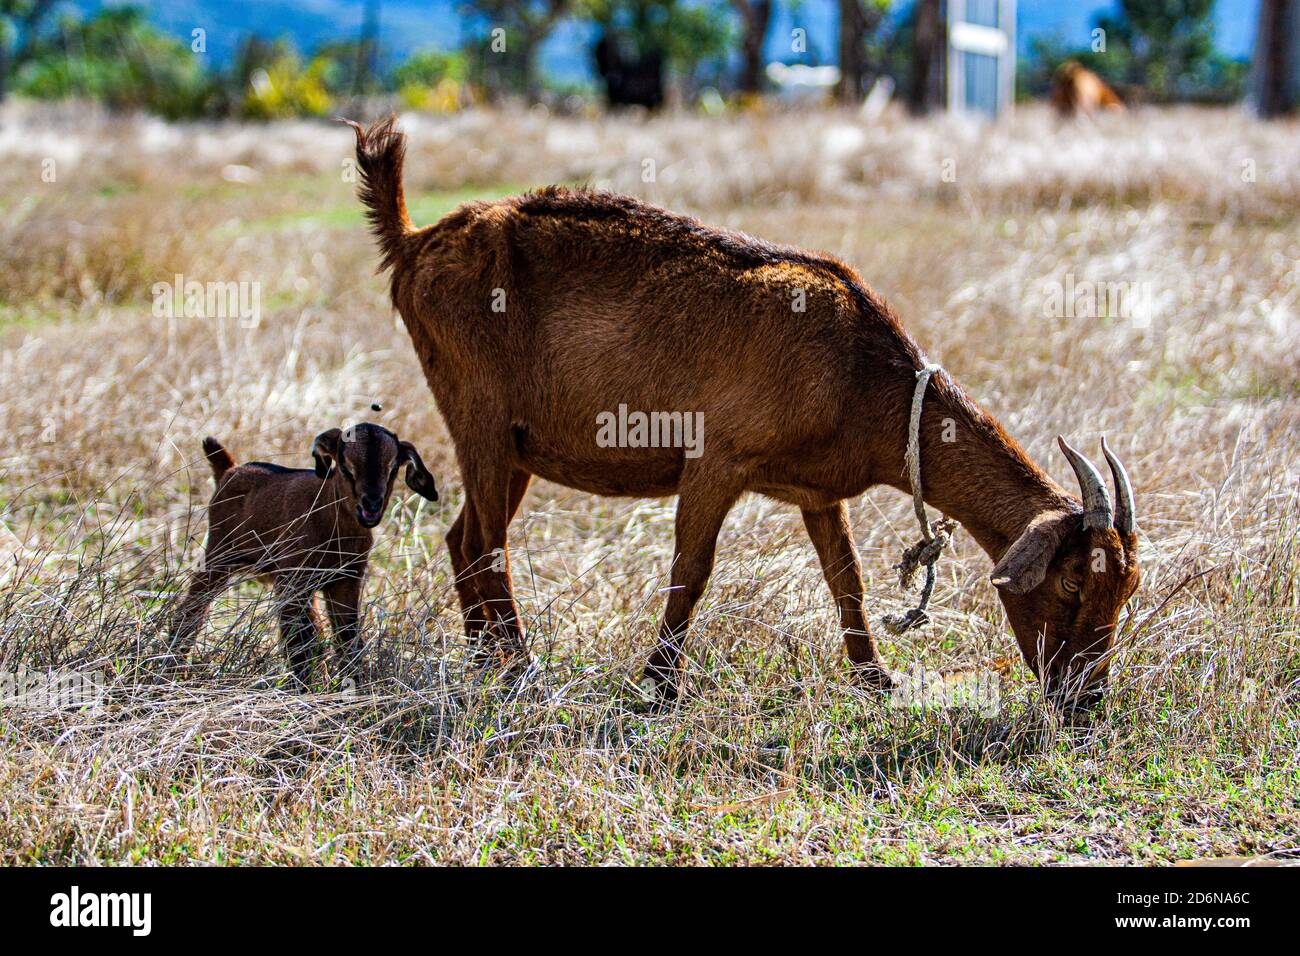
[1,101,1297,864]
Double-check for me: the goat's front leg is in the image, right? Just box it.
[801,501,893,690]
[275,583,323,690]
[642,471,743,701]
[324,572,365,688]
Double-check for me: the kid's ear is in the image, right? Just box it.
[398,441,438,501]
[990,510,1079,595]
[311,428,343,480]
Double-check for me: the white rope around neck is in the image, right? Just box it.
[882,363,958,635]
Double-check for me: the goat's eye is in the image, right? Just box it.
[1061,577,1081,595]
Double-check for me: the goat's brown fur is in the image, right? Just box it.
[1051,61,1126,116]
[349,116,1140,703]
[168,424,438,688]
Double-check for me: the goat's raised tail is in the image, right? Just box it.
[343,115,414,273]
[201,437,235,482]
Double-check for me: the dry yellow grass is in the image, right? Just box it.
[0,102,1297,864]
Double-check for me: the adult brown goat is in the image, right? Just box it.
[1050,61,1126,117]
[347,116,1140,705]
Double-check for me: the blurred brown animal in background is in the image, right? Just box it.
[1051,61,1126,116]
[347,116,1140,707]
[167,423,438,688]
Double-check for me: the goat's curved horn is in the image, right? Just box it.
[1100,436,1136,535]
[1057,436,1112,530]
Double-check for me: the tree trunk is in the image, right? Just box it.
[353,0,381,94]
[734,0,773,94]
[594,33,664,110]
[521,31,541,101]
[837,0,867,103]
[1254,0,1297,117]
[908,0,942,114]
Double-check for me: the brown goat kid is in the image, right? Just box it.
[167,424,438,688]
[348,117,1140,706]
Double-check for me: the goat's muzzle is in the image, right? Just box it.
[357,499,383,527]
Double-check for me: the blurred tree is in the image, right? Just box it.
[1251,0,1298,116]
[460,0,569,100]
[836,0,889,103]
[232,36,332,119]
[593,28,662,107]
[837,0,864,101]
[1095,0,1216,99]
[906,0,941,113]
[391,48,470,88]
[15,6,214,118]
[354,0,381,94]
[312,40,372,96]
[581,0,732,108]
[730,0,772,93]
[391,48,471,110]
[0,0,58,102]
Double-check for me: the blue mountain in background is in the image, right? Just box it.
[78,0,1260,85]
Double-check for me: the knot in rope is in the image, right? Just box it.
[894,517,958,590]
[882,363,956,635]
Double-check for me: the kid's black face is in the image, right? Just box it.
[311,424,438,528]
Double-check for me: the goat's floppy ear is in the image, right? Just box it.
[398,441,438,501]
[990,510,1078,595]
[311,428,343,480]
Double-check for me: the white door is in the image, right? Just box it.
[947,0,1016,118]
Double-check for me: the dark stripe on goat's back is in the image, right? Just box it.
[514,187,801,270]
[511,187,906,330]
[245,461,310,475]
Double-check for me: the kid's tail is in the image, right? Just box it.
[201,437,235,482]
[343,114,414,274]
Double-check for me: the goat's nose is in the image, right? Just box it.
[360,494,383,512]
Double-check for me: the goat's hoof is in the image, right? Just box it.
[499,655,535,688]
[151,652,179,675]
[852,663,896,693]
[281,673,312,694]
[637,664,681,710]
[472,648,534,688]
[634,676,674,711]
[148,652,191,685]
[469,640,510,668]
[330,658,371,695]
